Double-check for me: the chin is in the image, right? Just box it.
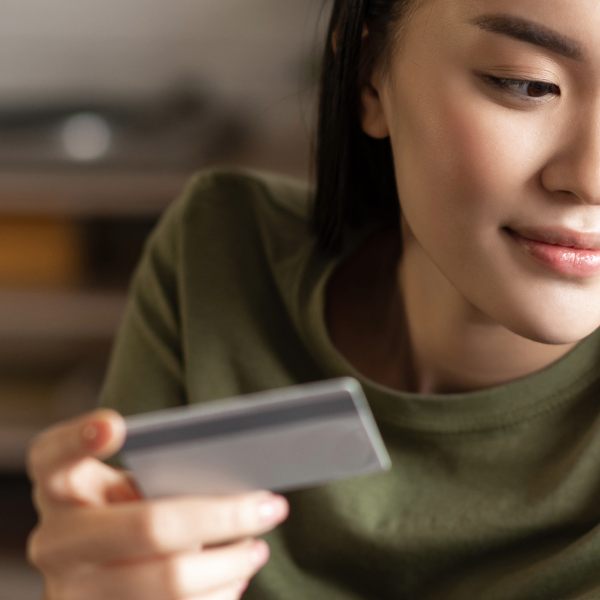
[502,309,600,346]
[469,270,600,346]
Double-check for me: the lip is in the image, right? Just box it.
[506,227,600,277]
[510,226,600,250]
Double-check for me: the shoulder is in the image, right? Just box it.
[149,167,316,282]
[177,166,311,226]
[100,168,323,415]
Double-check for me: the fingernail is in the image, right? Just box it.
[257,496,287,523]
[81,424,98,442]
[251,540,270,567]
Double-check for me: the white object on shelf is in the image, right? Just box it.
[61,112,113,162]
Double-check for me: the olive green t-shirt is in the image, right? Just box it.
[100,168,600,600]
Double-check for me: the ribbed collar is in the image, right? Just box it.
[301,254,600,435]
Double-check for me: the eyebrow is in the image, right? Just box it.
[471,13,585,62]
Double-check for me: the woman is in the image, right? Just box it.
[26,0,600,598]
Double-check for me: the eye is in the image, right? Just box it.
[483,75,560,101]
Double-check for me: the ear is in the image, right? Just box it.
[361,77,390,139]
[360,29,390,139]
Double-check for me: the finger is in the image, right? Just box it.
[28,409,126,481]
[28,409,126,501]
[46,575,248,600]
[55,539,269,600]
[33,459,141,510]
[30,492,288,566]
[185,579,249,600]
[154,540,266,598]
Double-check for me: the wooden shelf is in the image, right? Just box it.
[0,290,127,340]
[0,168,191,217]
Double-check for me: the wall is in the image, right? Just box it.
[0,0,328,161]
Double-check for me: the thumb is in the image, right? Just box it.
[28,409,129,505]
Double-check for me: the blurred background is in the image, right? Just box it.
[0,1,329,596]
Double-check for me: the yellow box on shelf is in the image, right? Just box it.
[0,216,82,288]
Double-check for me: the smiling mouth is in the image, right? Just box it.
[504,226,600,250]
[504,227,600,277]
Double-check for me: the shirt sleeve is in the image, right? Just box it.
[98,178,197,416]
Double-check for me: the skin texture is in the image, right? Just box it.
[27,410,289,600]
[328,0,600,393]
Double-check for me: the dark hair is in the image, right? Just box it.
[312,0,423,253]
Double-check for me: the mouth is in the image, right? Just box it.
[505,226,600,277]
[506,226,600,250]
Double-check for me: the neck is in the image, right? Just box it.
[398,226,578,394]
[325,226,579,396]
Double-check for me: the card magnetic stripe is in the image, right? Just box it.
[123,394,357,452]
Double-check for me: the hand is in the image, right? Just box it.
[26,409,289,600]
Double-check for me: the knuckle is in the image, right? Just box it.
[54,468,77,497]
[228,541,262,580]
[155,555,185,597]
[45,466,81,501]
[31,485,45,511]
[47,578,84,600]
[220,585,247,600]
[137,503,183,552]
[46,579,67,600]
[212,501,244,536]
[26,436,45,480]
[27,525,55,572]
[26,526,42,567]
[26,422,67,479]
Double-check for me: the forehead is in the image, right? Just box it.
[391,0,600,73]
[451,0,597,21]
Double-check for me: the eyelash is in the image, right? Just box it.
[483,75,561,102]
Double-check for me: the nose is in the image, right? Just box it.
[541,106,600,205]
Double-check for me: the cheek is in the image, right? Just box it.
[390,84,542,231]
[384,84,600,342]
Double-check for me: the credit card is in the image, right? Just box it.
[121,377,391,498]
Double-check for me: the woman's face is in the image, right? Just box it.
[364,0,600,344]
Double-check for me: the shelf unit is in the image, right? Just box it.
[0,166,191,470]
[0,168,189,216]
[0,110,313,471]
[0,289,127,339]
